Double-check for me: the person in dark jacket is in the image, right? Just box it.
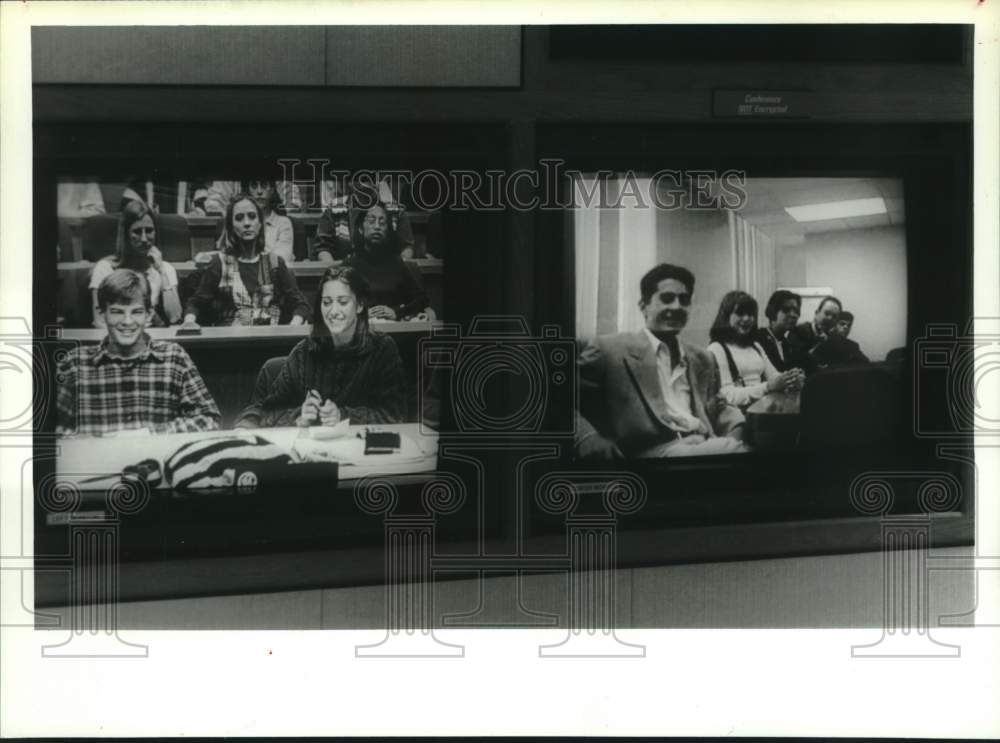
[812,310,870,367]
[346,203,432,321]
[787,294,842,374]
[753,289,802,373]
[312,178,416,263]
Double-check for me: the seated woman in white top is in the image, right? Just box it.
[707,290,804,410]
[57,178,106,218]
[89,199,182,328]
[247,179,295,264]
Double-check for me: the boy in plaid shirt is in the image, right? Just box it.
[57,269,221,436]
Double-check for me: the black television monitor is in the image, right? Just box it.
[31,120,976,607]
[32,122,515,604]
[526,122,975,564]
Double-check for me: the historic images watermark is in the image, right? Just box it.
[353,316,645,657]
[850,318,1000,658]
[0,316,147,656]
[277,159,749,213]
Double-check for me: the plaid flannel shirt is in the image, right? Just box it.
[56,335,221,436]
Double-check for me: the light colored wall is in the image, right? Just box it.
[655,204,734,349]
[776,244,807,287]
[800,225,907,361]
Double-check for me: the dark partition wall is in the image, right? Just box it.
[31,25,977,604]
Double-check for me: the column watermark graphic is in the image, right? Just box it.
[353,475,466,657]
[354,316,646,657]
[535,473,646,657]
[850,317,1000,657]
[40,477,149,658]
[1,317,147,656]
[849,472,962,658]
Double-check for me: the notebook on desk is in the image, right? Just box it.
[292,431,427,469]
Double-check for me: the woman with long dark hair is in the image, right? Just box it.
[347,203,432,321]
[182,193,309,327]
[707,290,803,409]
[235,265,407,427]
[89,199,182,327]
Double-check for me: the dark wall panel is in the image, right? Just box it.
[324,26,521,87]
[32,27,327,85]
[549,25,969,64]
[32,26,521,88]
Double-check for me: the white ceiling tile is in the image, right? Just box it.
[845,214,891,230]
[740,178,903,232]
[781,183,882,207]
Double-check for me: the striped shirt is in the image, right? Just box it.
[56,335,221,436]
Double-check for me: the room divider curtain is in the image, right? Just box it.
[574,175,656,341]
[728,209,777,307]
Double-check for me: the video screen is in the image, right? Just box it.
[51,173,444,492]
[571,174,907,458]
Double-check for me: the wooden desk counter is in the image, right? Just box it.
[55,423,438,490]
[745,391,801,449]
[58,257,443,278]
[57,258,443,327]
[746,391,801,417]
[59,320,435,347]
[61,211,439,262]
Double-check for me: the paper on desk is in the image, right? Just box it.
[292,431,427,467]
[308,419,351,440]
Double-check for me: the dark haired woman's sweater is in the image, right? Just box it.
[238,330,407,427]
[348,250,429,320]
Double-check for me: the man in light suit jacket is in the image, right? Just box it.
[575,263,745,459]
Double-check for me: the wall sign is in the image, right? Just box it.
[713,90,813,118]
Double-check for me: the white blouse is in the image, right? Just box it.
[89,258,180,326]
[707,340,780,408]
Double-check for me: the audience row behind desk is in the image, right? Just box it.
[58,179,430,264]
[82,196,432,330]
[194,181,424,264]
[56,264,417,440]
[575,264,888,460]
[61,259,883,458]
